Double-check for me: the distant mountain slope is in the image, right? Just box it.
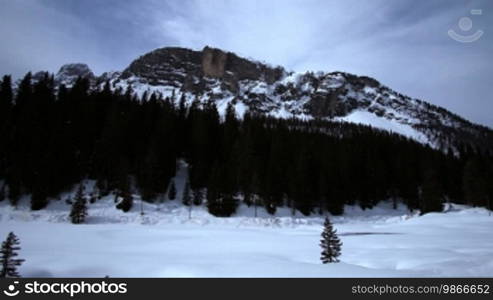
[51,46,493,152]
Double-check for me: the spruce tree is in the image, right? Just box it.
[182,180,192,219]
[182,181,191,206]
[168,180,177,200]
[8,184,21,207]
[119,190,133,213]
[116,177,133,213]
[192,188,204,206]
[420,168,444,214]
[0,75,13,124]
[0,75,13,108]
[0,232,25,278]
[320,217,342,263]
[463,158,489,208]
[14,72,32,109]
[70,184,88,224]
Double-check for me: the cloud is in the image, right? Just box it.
[155,0,386,68]
[0,0,165,76]
[0,1,102,75]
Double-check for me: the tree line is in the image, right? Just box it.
[0,72,492,216]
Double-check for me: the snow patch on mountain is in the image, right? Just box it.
[338,110,429,143]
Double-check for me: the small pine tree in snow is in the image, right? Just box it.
[0,232,25,278]
[168,180,177,200]
[117,189,133,213]
[89,187,99,203]
[182,181,192,219]
[192,188,204,206]
[182,181,191,206]
[70,184,88,224]
[320,217,342,263]
[116,177,133,212]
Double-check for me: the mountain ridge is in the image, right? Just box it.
[38,46,493,152]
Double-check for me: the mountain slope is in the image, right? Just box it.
[52,46,493,152]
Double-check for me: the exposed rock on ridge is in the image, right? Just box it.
[45,46,493,153]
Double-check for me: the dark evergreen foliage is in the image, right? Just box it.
[463,157,493,209]
[0,232,25,278]
[192,188,205,206]
[0,185,5,202]
[70,184,88,224]
[320,217,342,263]
[0,71,492,216]
[168,180,177,200]
[116,176,133,212]
[182,181,192,206]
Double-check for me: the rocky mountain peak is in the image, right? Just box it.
[55,63,95,87]
[120,46,285,93]
[202,46,285,83]
[57,63,94,78]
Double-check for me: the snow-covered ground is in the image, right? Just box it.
[1,197,492,278]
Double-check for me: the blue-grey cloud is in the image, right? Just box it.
[0,0,491,127]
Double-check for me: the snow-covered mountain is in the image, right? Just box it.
[51,46,493,151]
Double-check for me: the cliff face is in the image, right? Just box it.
[120,46,284,93]
[202,46,228,78]
[121,47,202,87]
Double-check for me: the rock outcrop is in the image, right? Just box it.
[55,63,95,87]
[120,46,284,94]
[121,47,202,87]
[202,46,228,78]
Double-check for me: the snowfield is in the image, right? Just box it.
[1,198,492,278]
[337,110,429,144]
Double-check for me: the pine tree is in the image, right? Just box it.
[118,190,133,213]
[420,168,444,214]
[70,184,88,224]
[463,157,489,208]
[168,180,177,200]
[7,184,21,207]
[14,72,32,109]
[0,232,25,278]
[116,177,133,213]
[182,180,192,219]
[182,181,192,206]
[193,188,204,206]
[320,217,342,263]
[0,75,13,107]
[89,188,99,203]
[0,75,13,123]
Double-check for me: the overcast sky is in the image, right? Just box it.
[0,0,491,127]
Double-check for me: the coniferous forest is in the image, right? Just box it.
[0,72,492,217]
